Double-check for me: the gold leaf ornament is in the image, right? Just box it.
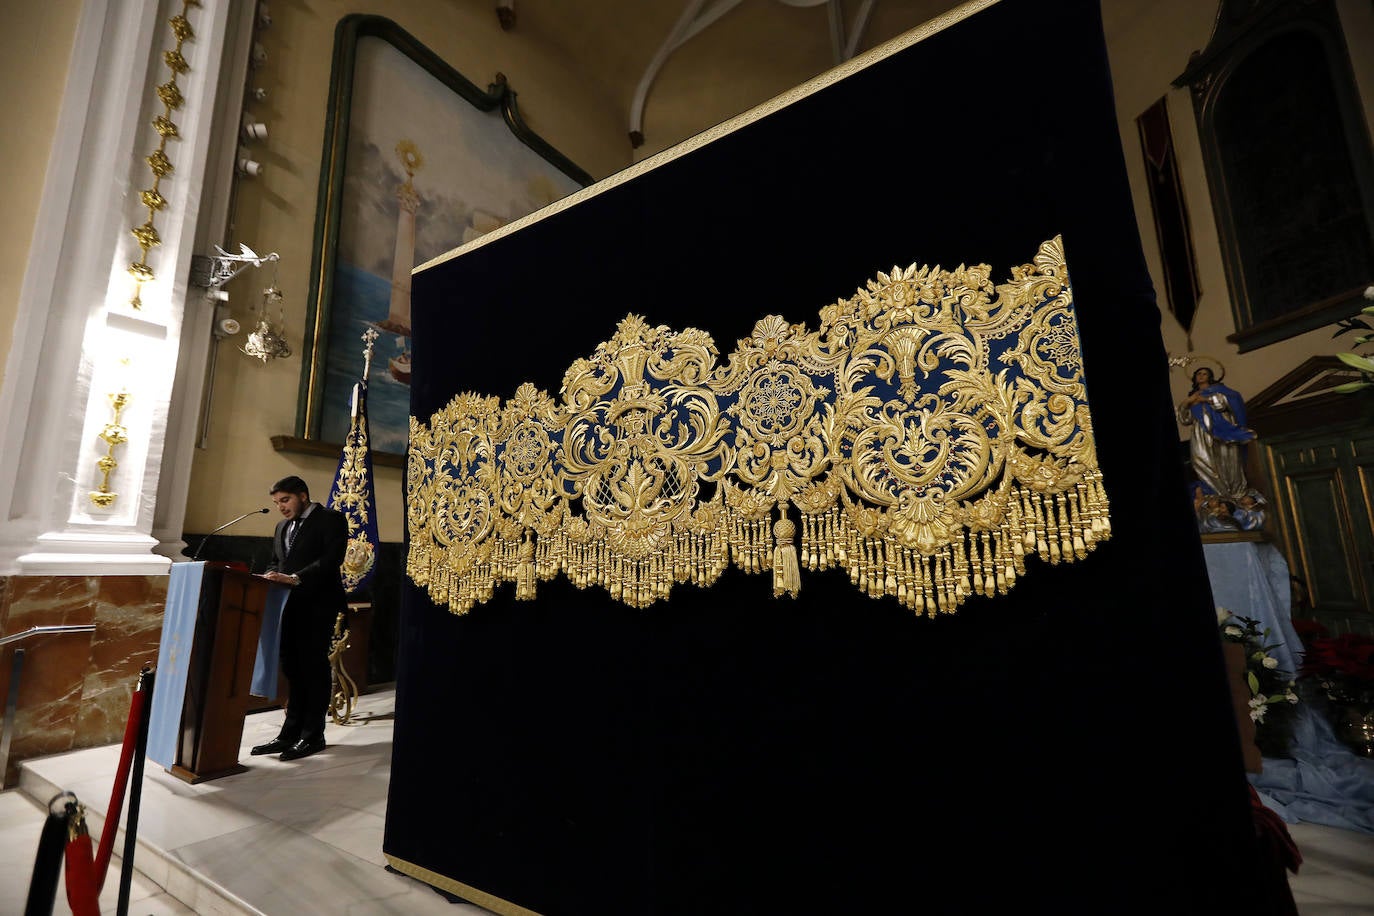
[408,236,1110,615]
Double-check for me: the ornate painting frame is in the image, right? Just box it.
[284,14,591,463]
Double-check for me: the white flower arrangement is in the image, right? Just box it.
[1217,607,1301,725]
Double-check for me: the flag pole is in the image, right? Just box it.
[361,327,378,383]
[328,326,382,725]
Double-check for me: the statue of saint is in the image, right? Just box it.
[1178,365,1257,503]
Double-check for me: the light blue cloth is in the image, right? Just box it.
[1204,540,1303,677]
[1204,541,1374,834]
[1251,704,1374,835]
[251,586,289,697]
[147,561,205,769]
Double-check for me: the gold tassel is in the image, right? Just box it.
[882,538,897,596]
[939,549,950,612]
[1008,495,1027,573]
[1031,490,1047,558]
[1070,486,1087,558]
[515,534,536,600]
[1020,487,1038,552]
[980,531,994,596]
[1092,472,1111,540]
[772,507,800,598]
[831,508,845,565]
[848,530,861,586]
[954,532,970,599]
[432,560,450,606]
[917,552,928,615]
[1055,493,1072,562]
[896,546,909,606]
[869,538,882,596]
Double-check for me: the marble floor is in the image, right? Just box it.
[1,688,493,916]
[2,686,1372,915]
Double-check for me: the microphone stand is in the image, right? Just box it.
[192,508,270,560]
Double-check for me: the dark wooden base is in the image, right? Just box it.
[1201,531,1265,544]
[169,762,248,785]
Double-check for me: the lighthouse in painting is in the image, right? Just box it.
[378,139,422,384]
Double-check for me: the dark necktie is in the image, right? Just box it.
[286,518,301,553]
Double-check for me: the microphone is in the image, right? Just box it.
[192,508,271,560]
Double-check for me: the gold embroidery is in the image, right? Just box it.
[408,236,1109,615]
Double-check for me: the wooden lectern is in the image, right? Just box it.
[169,563,279,784]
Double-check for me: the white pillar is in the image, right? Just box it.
[0,0,239,575]
[384,156,422,335]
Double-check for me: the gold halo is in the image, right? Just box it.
[1183,353,1226,384]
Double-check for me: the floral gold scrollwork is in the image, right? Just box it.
[408,236,1110,616]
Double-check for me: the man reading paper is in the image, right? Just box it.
[253,475,348,761]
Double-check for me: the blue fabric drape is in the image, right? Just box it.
[146,561,205,768]
[1204,541,1302,676]
[250,587,290,697]
[1252,705,1374,835]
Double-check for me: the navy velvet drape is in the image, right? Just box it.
[386,1,1274,912]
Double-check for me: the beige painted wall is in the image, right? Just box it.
[0,1,82,376]
[1107,0,1374,416]
[629,1,978,162]
[185,1,631,542]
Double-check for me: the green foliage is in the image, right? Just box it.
[1331,296,1374,394]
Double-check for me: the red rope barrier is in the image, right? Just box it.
[94,683,149,890]
[63,804,100,916]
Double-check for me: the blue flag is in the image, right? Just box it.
[327,377,380,598]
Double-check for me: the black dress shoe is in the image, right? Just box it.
[250,737,293,756]
[279,735,326,761]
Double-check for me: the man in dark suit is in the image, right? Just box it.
[251,475,348,761]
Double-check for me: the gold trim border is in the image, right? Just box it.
[414,0,1000,276]
[384,854,545,916]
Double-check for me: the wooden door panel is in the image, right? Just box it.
[1283,468,1365,614]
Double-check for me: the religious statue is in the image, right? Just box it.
[1191,488,1233,532]
[1176,360,1265,533]
[1231,491,1267,532]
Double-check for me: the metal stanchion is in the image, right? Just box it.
[116,665,155,916]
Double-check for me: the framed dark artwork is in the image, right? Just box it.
[292,15,590,457]
[1137,94,1201,349]
[1173,0,1374,352]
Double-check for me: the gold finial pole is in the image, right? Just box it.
[361,327,379,380]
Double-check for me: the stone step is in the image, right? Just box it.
[16,752,262,916]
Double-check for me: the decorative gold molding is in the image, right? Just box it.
[407,236,1110,616]
[383,854,544,916]
[127,0,201,309]
[89,390,131,508]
